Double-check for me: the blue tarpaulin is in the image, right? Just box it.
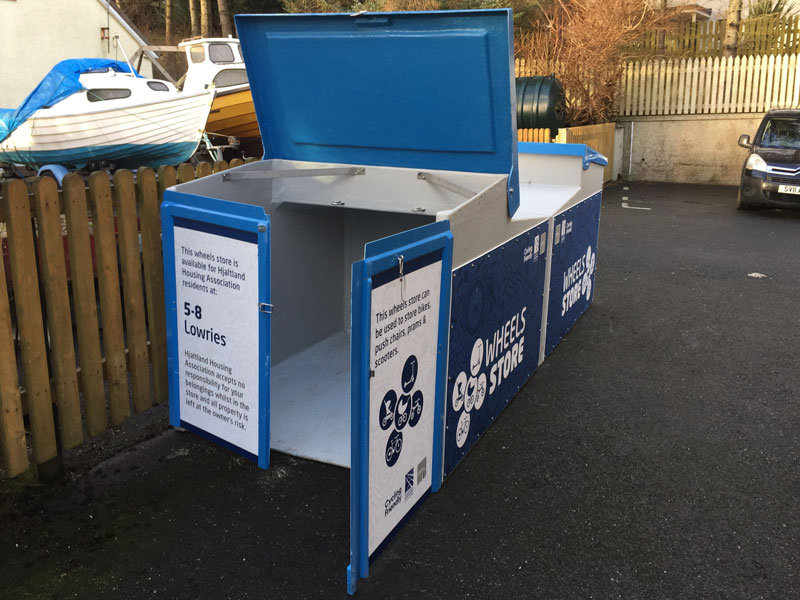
[0,58,140,143]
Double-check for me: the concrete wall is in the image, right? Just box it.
[0,0,153,108]
[615,113,764,185]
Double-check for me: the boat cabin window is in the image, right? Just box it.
[190,46,205,63]
[212,68,248,88]
[147,81,170,92]
[87,88,132,102]
[208,43,235,64]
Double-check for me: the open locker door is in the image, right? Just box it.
[348,220,453,594]
[161,193,271,469]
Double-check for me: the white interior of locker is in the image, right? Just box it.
[517,151,605,216]
[173,159,504,467]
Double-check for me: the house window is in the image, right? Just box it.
[147,81,170,92]
[190,46,205,63]
[87,89,132,102]
[208,43,235,64]
[212,69,248,88]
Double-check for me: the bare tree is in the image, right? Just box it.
[517,0,679,125]
[200,0,212,38]
[217,0,234,38]
[165,0,174,45]
[188,0,200,37]
[723,0,743,57]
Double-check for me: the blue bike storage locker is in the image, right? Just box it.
[160,9,607,594]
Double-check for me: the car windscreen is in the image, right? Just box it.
[758,116,800,150]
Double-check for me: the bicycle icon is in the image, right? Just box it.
[455,411,471,448]
[385,430,403,467]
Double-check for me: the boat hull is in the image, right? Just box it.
[207,86,259,140]
[205,86,262,157]
[0,91,213,169]
[0,141,200,170]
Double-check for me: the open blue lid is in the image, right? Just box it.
[235,9,520,216]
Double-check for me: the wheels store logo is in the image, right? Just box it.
[561,245,596,317]
[378,355,424,467]
[452,308,528,449]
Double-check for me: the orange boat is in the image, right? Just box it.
[206,85,260,150]
[179,38,262,157]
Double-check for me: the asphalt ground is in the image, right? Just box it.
[1,182,799,600]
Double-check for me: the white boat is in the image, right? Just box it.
[0,59,214,169]
[133,38,261,157]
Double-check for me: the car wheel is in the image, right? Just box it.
[736,188,753,210]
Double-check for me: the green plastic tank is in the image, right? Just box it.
[515,75,566,134]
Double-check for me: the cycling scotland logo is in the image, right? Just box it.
[379,354,424,467]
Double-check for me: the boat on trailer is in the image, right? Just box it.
[133,38,261,158]
[0,58,214,170]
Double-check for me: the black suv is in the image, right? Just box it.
[737,109,800,210]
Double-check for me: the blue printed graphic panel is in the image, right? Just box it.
[545,192,602,357]
[444,223,548,477]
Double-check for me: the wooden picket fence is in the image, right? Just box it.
[515,58,538,78]
[517,128,553,143]
[516,16,800,62]
[518,123,615,182]
[633,15,800,58]
[556,123,615,182]
[616,53,800,116]
[0,159,245,479]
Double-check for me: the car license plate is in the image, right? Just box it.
[778,184,800,195]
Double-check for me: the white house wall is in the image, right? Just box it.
[0,0,153,107]
[666,0,800,19]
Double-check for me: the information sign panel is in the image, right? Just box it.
[367,252,441,554]
[162,196,270,468]
[173,219,260,455]
[349,221,453,594]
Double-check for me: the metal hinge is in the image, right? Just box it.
[258,303,273,314]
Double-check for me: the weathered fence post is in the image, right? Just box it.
[139,168,168,405]
[113,170,151,414]
[88,172,131,425]
[2,179,58,467]
[63,173,107,436]
[195,162,212,178]
[177,163,196,184]
[31,177,83,449]
[0,182,28,476]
